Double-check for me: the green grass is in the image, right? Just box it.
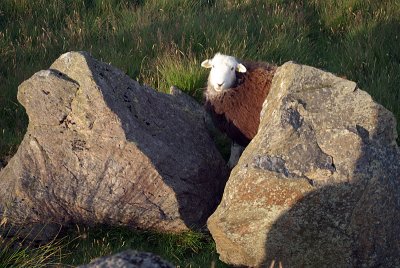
[61,225,227,267]
[0,0,399,266]
[1,0,399,157]
[0,223,227,267]
[0,221,67,267]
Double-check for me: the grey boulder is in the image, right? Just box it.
[0,51,228,233]
[208,62,400,267]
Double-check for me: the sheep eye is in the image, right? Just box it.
[230,67,234,71]
[212,65,215,68]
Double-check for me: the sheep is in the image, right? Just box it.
[201,53,277,168]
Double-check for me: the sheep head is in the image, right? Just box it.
[201,53,247,92]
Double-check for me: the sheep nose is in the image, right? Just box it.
[218,82,224,87]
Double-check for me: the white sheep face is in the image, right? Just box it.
[201,53,247,91]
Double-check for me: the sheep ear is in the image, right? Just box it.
[236,64,247,73]
[201,59,213,68]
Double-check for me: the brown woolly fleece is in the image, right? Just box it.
[204,61,277,147]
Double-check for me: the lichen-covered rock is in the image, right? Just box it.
[77,250,174,268]
[0,51,228,233]
[207,62,400,267]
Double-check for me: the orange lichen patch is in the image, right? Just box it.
[233,173,313,207]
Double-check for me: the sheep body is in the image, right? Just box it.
[203,57,276,147]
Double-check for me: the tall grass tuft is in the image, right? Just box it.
[62,225,227,267]
[141,46,208,101]
[0,219,68,267]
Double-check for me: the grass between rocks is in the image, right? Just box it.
[0,224,227,267]
[62,225,226,267]
[0,220,66,267]
[0,0,399,266]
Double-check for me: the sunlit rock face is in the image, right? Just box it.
[0,51,228,233]
[208,62,400,267]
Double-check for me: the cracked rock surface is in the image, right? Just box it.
[207,62,400,267]
[0,51,228,233]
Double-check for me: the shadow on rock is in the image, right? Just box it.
[0,51,228,233]
[207,61,400,267]
[264,146,400,267]
[263,17,400,268]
